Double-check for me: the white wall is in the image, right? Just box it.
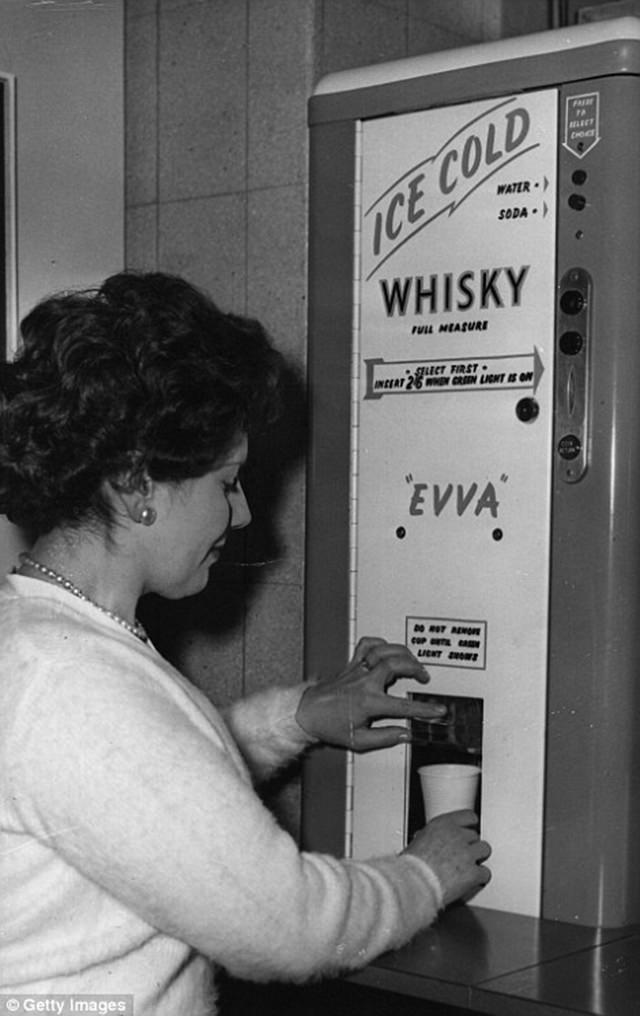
[0,0,124,573]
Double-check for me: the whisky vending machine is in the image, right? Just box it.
[303,18,640,928]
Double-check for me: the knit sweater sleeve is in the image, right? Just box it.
[7,637,443,983]
[223,684,316,780]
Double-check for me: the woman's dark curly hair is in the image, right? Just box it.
[0,272,284,534]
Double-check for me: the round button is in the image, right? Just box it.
[568,193,587,211]
[558,434,581,460]
[572,169,587,185]
[516,397,539,423]
[559,330,583,355]
[560,289,585,315]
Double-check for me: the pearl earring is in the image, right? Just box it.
[139,506,157,526]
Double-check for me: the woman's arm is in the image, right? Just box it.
[223,683,315,781]
[8,645,446,982]
[225,638,450,780]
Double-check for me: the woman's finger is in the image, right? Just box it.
[352,636,388,665]
[359,692,445,721]
[353,641,432,689]
[349,725,411,751]
[362,641,416,667]
[360,644,429,683]
[474,839,492,862]
[371,662,430,694]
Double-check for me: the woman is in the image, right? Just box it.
[0,273,490,1014]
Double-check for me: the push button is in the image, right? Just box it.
[515,397,539,423]
[558,434,581,460]
[560,330,583,355]
[560,290,585,315]
[568,193,587,211]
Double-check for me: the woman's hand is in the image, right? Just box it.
[295,636,447,751]
[404,811,492,906]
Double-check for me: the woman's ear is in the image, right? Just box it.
[106,470,156,525]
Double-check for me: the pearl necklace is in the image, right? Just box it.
[18,553,149,643]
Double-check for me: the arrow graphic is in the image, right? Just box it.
[364,347,545,400]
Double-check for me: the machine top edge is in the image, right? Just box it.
[313,15,640,97]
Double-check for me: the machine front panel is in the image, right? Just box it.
[349,88,558,916]
[306,22,640,928]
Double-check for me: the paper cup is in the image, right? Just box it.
[418,763,481,821]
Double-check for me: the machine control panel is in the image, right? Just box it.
[555,266,591,482]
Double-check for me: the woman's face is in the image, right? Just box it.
[147,433,251,599]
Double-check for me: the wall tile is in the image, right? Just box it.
[407,17,473,55]
[159,1,248,201]
[125,11,158,207]
[139,565,248,709]
[127,0,157,18]
[246,184,308,362]
[412,0,550,43]
[374,0,409,10]
[125,204,158,269]
[501,0,550,37]
[244,582,304,696]
[159,193,247,310]
[159,0,211,10]
[245,466,306,589]
[173,583,247,710]
[320,0,409,75]
[181,627,246,709]
[248,0,316,190]
[409,0,495,40]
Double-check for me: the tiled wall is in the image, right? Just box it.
[127,2,316,781]
[125,0,550,831]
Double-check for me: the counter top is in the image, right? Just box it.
[348,905,640,1015]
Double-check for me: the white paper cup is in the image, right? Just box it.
[418,763,481,821]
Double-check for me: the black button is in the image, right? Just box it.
[558,434,581,460]
[572,169,587,185]
[516,397,539,422]
[568,193,587,211]
[560,289,585,315]
[559,330,583,355]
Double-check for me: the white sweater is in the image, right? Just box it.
[0,575,443,1014]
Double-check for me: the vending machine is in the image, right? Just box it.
[303,17,640,928]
